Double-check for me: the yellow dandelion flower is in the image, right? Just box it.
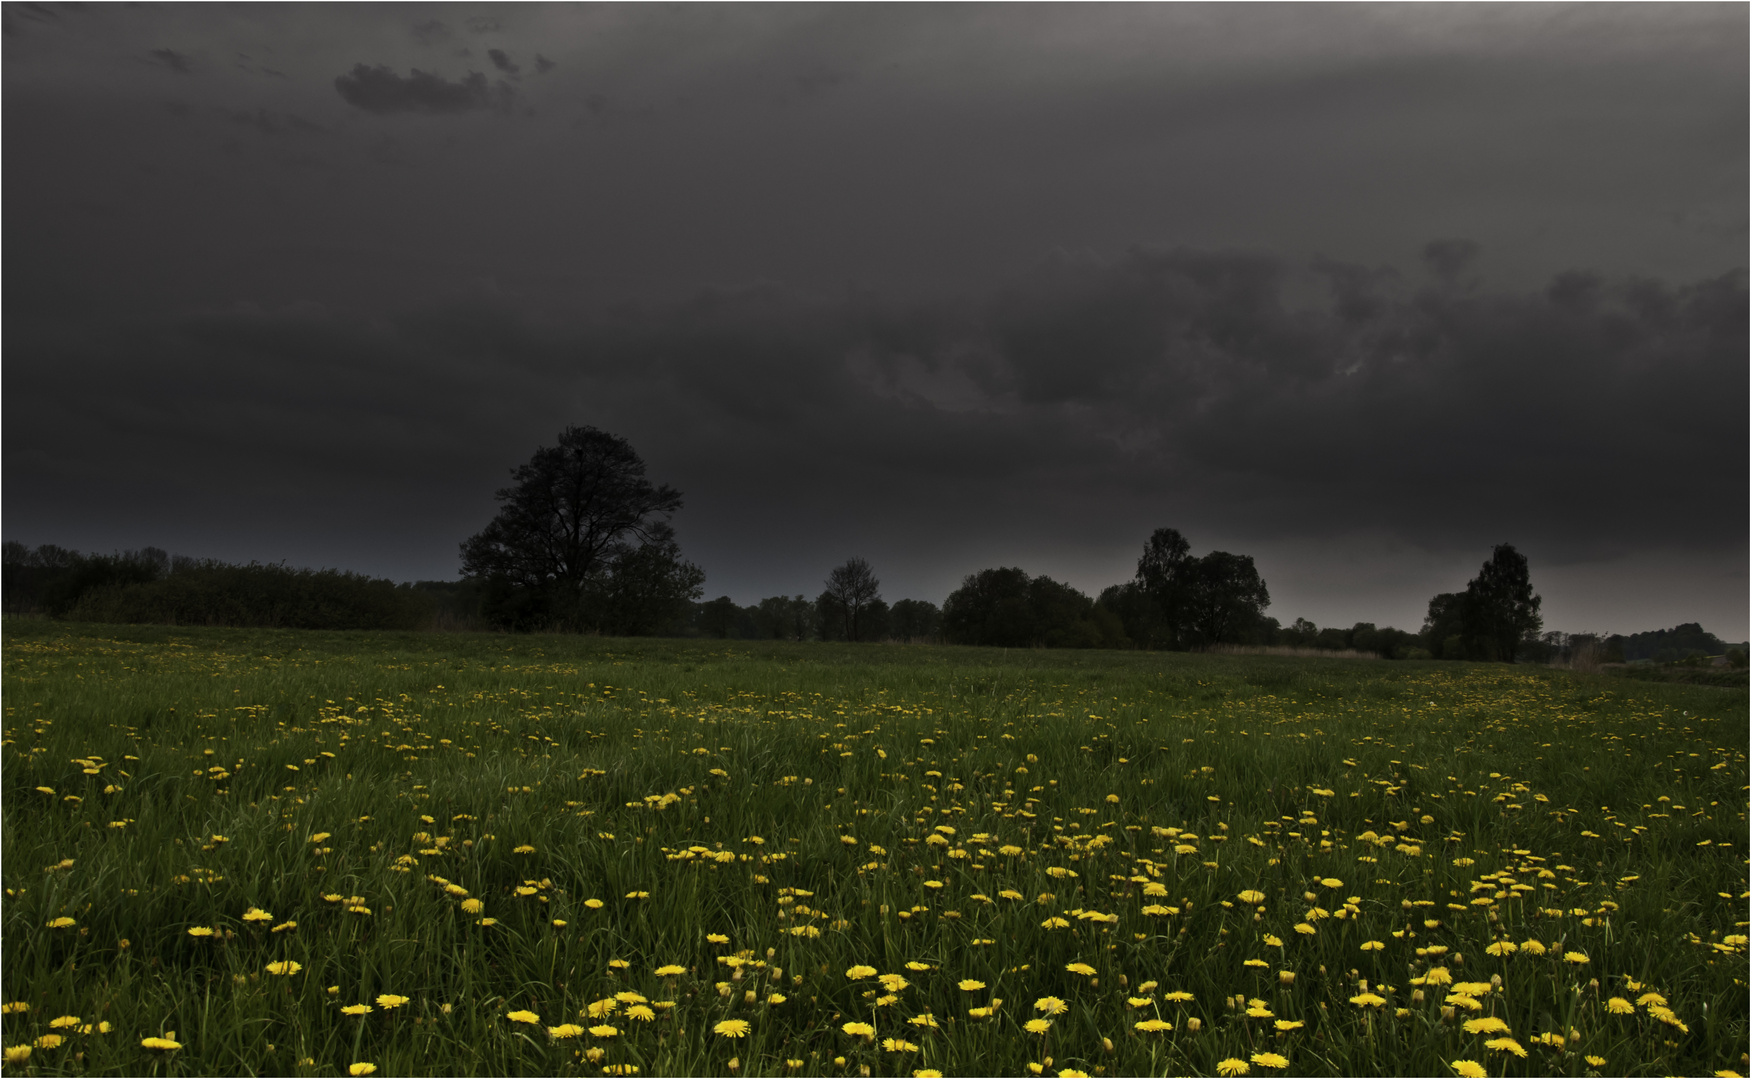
[33,1035,63,1050]
[548,1023,583,1039]
[341,1004,372,1017]
[1584,1056,1606,1068]
[506,1010,540,1024]
[3,1046,30,1064]
[141,1037,182,1051]
[655,964,686,977]
[242,908,273,923]
[0,1004,27,1016]
[1275,1020,1303,1032]
[1563,951,1589,965]
[1349,993,1386,1008]
[585,898,604,909]
[1359,940,1385,951]
[1485,1037,1527,1058]
[1035,996,1068,1015]
[1294,923,1316,935]
[460,898,484,914]
[846,965,878,979]
[265,961,302,976]
[1024,1019,1051,1034]
[187,926,214,937]
[842,1021,876,1038]
[1217,1058,1251,1076]
[1519,940,1546,956]
[349,1063,377,1076]
[1238,890,1266,904]
[904,961,932,972]
[1463,1017,1510,1035]
[627,1005,657,1021]
[1135,1018,1172,1033]
[375,995,409,1010]
[958,979,986,991]
[1451,1061,1486,1078]
[1604,997,1634,1015]
[1252,1052,1289,1069]
[1065,962,1096,977]
[589,1024,621,1038]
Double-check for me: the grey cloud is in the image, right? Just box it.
[1422,238,1480,284]
[9,249,1741,590]
[149,48,192,74]
[334,63,514,113]
[410,20,450,46]
[535,54,555,74]
[465,16,502,34]
[487,48,518,75]
[226,108,324,137]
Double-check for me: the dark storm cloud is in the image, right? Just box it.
[1,3,1743,633]
[225,107,323,137]
[333,63,513,114]
[148,47,192,74]
[6,249,1743,592]
[409,20,450,47]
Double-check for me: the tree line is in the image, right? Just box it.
[8,425,1736,664]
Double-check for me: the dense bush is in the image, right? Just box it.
[4,543,432,631]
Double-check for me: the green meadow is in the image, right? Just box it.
[2,621,1746,1078]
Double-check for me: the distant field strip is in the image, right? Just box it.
[2,623,1746,1077]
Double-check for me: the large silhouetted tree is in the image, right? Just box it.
[819,557,882,641]
[1421,545,1542,662]
[1184,550,1272,646]
[461,425,695,631]
[1464,544,1542,662]
[1134,527,1197,648]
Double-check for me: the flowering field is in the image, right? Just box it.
[2,622,1746,1078]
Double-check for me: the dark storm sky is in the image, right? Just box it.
[5,3,1747,639]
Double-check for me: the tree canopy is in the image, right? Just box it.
[459,425,701,632]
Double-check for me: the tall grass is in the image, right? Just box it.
[2,621,1745,1077]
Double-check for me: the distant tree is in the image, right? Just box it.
[819,557,882,642]
[754,595,813,641]
[944,568,1125,649]
[592,523,704,636]
[699,595,741,639]
[1134,528,1197,649]
[1421,592,1469,659]
[1618,622,1727,662]
[460,425,688,631]
[1461,544,1542,663]
[943,567,1035,647]
[1279,617,1319,648]
[889,599,943,642]
[860,598,892,642]
[1183,550,1272,646]
[1096,581,1155,647]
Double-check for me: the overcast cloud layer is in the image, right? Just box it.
[5,4,1747,638]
